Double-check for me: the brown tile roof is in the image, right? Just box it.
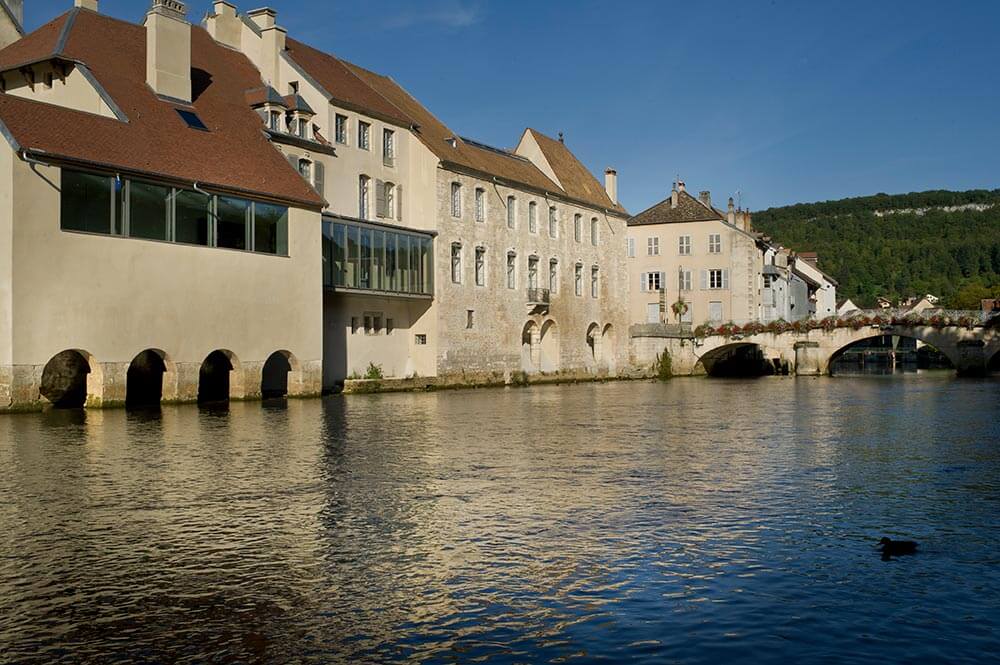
[0,9,324,209]
[284,37,412,128]
[629,189,725,226]
[526,129,626,214]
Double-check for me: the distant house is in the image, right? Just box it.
[837,299,860,316]
[983,299,1000,313]
[905,297,937,314]
[876,297,893,309]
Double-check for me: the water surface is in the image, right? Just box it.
[1,375,998,663]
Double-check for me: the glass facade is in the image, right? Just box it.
[60,168,288,256]
[323,218,433,296]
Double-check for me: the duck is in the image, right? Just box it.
[878,537,918,560]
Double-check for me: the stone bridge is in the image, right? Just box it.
[631,311,1000,377]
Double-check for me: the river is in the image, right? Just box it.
[1,375,998,663]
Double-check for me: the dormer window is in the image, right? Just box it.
[298,158,312,181]
[296,116,308,139]
[268,110,281,131]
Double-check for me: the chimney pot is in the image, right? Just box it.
[247,7,278,29]
[698,190,711,208]
[677,180,686,193]
[604,168,618,206]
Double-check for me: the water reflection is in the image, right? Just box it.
[1,378,1000,663]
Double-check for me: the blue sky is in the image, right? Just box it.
[24,1,1000,213]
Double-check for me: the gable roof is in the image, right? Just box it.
[0,9,324,210]
[284,37,625,215]
[629,189,725,226]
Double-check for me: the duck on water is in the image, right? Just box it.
[878,537,919,561]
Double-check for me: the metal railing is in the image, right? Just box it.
[527,288,551,305]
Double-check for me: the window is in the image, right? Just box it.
[475,246,486,286]
[296,117,308,139]
[679,235,691,255]
[575,264,583,296]
[415,334,428,345]
[549,258,559,293]
[591,266,599,298]
[708,269,728,290]
[466,310,475,329]
[627,237,636,258]
[364,314,373,335]
[574,214,582,242]
[322,220,434,296]
[548,206,558,238]
[475,188,485,223]
[335,114,348,144]
[61,170,115,234]
[451,243,462,283]
[268,110,281,131]
[359,175,371,219]
[678,269,692,291]
[528,202,537,233]
[645,272,662,291]
[506,252,517,289]
[176,109,208,131]
[451,182,462,218]
[383,129,395,165]
[254,202,288,255]
[358,121,370,150]
[373,314,383,335]
[527,256,539,289]
[298,158,312,181]
[709,233,722,254]
[384,182,396,219]
[216,196,250,250]
[506,196,516,229]
[590,217,599,246]
[289,81,299,94]
[351,317,360,335]
[647,236,660,256]
[128,180,170,241]
[174,189,210,246]
[386,319,394,335]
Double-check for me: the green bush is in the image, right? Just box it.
[364,362,384,380]
[655,350,673,381]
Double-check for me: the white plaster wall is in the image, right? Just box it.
[5,64,115,119]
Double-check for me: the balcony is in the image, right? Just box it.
[527,288,550,314]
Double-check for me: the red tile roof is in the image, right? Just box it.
[0,9,324,209]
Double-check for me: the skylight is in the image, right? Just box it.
[176,109,208,131]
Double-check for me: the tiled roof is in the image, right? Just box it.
[527,129,626,214]
[245,85,285,108]
[0,9,324,209]
[629,189,724,226]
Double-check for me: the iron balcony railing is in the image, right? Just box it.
[527,288,551,305]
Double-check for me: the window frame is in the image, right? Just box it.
[590,217,599,246]
[475,187,486,223]
[679,235,691,255]
[358,120,371,150]
[450,182,462,218]
[475,246,486,286]
[506,252,517,289]
[709,233,722,254]
[451,242,463,284]
[335,114,348,144]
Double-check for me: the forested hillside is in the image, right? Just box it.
[752,189,1000,308]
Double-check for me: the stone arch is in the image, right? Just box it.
[198,349,244,405]
[126,349,177,410]
[40,349,102,409]
[539,319,561,373]
[828,332,957,375]
[262,350,304,399]
[521,321,540,373]
[586,322,600,367]
[601,324,616,373]
[694,342,770,377]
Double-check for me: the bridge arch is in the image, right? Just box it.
[126,348,177,410]
[40,349,103,408]
[694,342,771,377]
[827,330,958,375]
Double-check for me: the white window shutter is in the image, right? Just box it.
[640,273,647,292]
[375,179,386,218]
[659,272,666,290]
[313,161,325,198]
[701,270,708,290]
[396,184,403,221]
[723,269,730,289]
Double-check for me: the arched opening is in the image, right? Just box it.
[199,350,239,405]
[540,319,560,373]
[697,343,772,378]
[601,324,616,373]
[262,351,293,399]
[586,323,600,365]
[126,349,169,410]
[830,334,954,376]
[521,321,539,373]
[40,350,97,409]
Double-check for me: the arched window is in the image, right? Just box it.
[549,258,559,293]
[528,201,537,234]
[527,255,539,289]
[359,175,371,219]
[590,217,599,246]
[506,196,516,229]
[574,214,582,242]
[475,246,486,286]
[548,206,558,238]
[506,251,517,289]
[575,263,583,296]
[591,265,600,298]
[451,242,462,283]
[475,187,486,223]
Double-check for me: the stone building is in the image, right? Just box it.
[627,183,762,327]
[0,1,326,411]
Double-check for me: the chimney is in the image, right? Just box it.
[207,1,241,50]
[74,0,98,11]
[670,182,678,209]
[727,197,736,225]
[698,190,711,208]
[604,168,618,206]
[677,180,686,193]
[248,7,286,87]
[145,0,191,103]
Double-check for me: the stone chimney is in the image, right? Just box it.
[727,197,736,225]
[75,0,98,11]
[207,1,241,50]
[247,7,286,88]
[677,180,686,193]
[670,182,678,209]
[145,0,191,103]
[698,191,711,208]
[604,168,618,206]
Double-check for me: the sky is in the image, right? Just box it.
[22,0,1000,213]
